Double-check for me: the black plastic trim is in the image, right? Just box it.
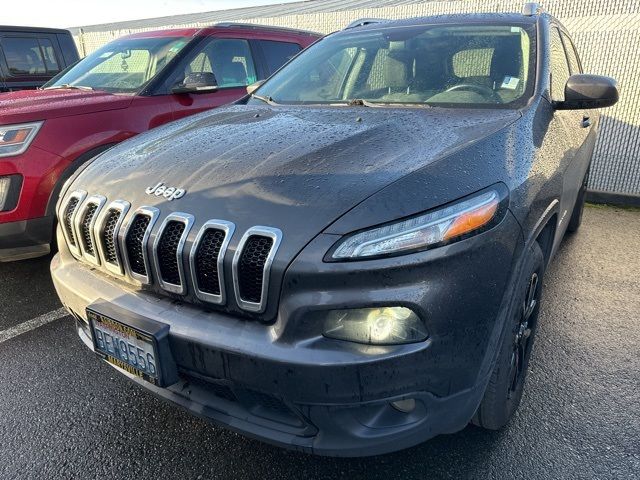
[0,174,23,212]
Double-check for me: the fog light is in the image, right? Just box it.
[0,176,11,211]
[391,398,416,413]
[322,307,427,345]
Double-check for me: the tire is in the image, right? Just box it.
[472,241,545,430]
[566,166,590,233]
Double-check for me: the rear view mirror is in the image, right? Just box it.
[172,72,218,94]
[246,80,265,95]
[557,74,619,110]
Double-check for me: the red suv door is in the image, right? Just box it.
[167,37,260,121]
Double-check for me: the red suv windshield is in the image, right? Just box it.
[43,36,190,94]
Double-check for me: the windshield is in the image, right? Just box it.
[43,36,190,94]
[249,23,535,108]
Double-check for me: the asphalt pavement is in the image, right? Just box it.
[0,205,638,479]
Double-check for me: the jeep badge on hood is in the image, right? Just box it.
[145,182,186,201]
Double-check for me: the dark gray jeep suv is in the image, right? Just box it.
[51,6,618,456]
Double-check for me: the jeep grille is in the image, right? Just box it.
[57,195,281,315]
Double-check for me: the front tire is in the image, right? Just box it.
[472,241,545,430]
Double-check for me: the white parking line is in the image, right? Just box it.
[0,308,69,344]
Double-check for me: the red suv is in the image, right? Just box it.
[0,23,319,261]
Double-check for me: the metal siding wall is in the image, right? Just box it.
[73,0,640,197]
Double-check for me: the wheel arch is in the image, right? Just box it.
[524,199,560,268]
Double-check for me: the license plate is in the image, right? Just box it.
[87,302,177,387]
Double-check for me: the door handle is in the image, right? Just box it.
[582,116,592,128]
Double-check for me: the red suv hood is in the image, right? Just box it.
[0,89,133,124]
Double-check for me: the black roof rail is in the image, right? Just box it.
[522,3,543,16]
[210,22,319,36]
[344,18,386,29]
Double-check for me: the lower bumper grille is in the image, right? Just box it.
[181,373,302,427]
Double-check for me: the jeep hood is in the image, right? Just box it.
[0,89,132,124]
[68,104,519,262]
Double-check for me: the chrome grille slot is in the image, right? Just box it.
[190,220,235,305]
[73,195,106,265]
[59,190,87,258]
[63,198,79,247]
[239,236,273,303]
[80,204,98,255]
[122,207,159,284]
[102,209,121,264]
[152,213,193,294]
[195,229,225,294]
[233,227,282,313]
[126,215,151,275]
[95,200,131,276]
[157,222,185,284]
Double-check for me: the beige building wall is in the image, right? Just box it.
[72,0,640,198]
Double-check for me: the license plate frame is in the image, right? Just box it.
[87,301,178,388]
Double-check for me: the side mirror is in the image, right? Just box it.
[246,80,265,95]
[556,74,619,110]
[172,72,218,94]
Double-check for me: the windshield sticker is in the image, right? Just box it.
[169,41,186,53]
[501,76,520,90]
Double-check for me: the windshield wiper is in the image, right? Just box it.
[327,98,375,107]
[250,93,279,106]
[42,84,93,91]
[347,98,375,107]
[337,98,431,108]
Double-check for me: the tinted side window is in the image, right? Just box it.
[561,32,582,75]
[259,40,301,74]
[39,38,60,73]
[1,37,47,76]
[186,38,257,88]
[549,27,571,102]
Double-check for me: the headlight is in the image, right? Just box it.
[330,188,503,260]
[322,307,427,345]
[0,122,43,158]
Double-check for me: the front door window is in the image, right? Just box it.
[182,38,257,89]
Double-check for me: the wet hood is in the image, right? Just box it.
[69,104,520,262]
[0,89,133,124]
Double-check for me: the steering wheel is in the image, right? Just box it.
[445,83,501,102]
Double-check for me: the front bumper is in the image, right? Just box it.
[51,212,524,456]
[0,216,53,261]
[0,145,66,260]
